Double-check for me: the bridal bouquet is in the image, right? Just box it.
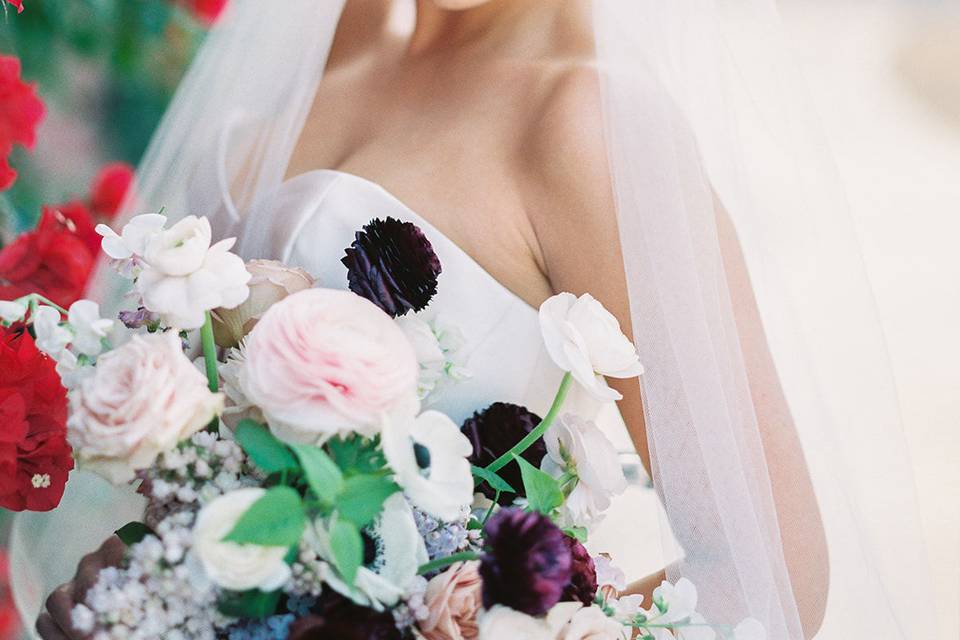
[0,212,764,640]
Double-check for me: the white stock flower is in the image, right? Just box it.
[192,488,292,592]
[0,300,26,323]
[68,300,115,356]
[479,606,553,639]
[609,594,644,623]
[651,578,698,624]
[55,350,95,391]
[96,213,166,260]
[541,413,627,528]
[32,305,70,358]
[594,555,627,592]
[539,292,643,402]
[313,494,428,609]
[137,216,250,329]
[547,602,626,639]
[396,313,470,403]
[381,410,474,521]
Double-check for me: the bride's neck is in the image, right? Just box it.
[408,0,561,55]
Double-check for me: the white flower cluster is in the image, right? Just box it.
[98,213,250,329]
[72,512,231,640]
[396,313,471,404]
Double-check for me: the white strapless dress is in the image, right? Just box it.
[10,170,667,633]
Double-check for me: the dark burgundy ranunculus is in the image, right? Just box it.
[342,217,441,317]
[461,402,545,505]
[480,507,572,616]
[287,591,400,640]
[561,535,598,605]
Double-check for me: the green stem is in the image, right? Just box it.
[200,311,219,393]
[417,551,482,576]
[480,491,500,527]
[484,372,572,474]
[28,294,69,315]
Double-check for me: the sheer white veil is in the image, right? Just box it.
[12,1,937,638]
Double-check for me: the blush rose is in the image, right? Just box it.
[419,561,483,640]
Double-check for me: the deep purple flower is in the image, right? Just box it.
[562,535,598,605]
[342,217,441,317]
[480,507,572,615]
[286,591,400,640]
[461,402,545,505]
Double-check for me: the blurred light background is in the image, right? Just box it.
[0,0,957,638]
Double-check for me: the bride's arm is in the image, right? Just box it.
[524,69,828,637]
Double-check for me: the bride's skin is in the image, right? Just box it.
[38,1,828,638]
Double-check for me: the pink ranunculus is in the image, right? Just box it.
[419,561,483,640]
[67,332,223,484]
[238,288,418,444]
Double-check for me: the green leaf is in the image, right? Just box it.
[514,454,563,515]
[217,589,282,619]
[223,486,306,547]
[327,436,387,475]
[329,519,363,585]
[291,444,344,505]
[471,465,515,493]
[115,521,153,546]
[235,420,298,475]
[466,519,484,531]
[563,526,589,543]
[336,474,400,528]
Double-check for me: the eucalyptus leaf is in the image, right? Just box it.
[222,486,305,547]
[329,519,363,585]
[292,444,343,505]
[514,454,563,515]
[235,420,298,475]
[336,474,400,528]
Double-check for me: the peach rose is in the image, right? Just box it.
[419,561,483,640]
[212,259,315,348]
[238,288,418,444]
[546,602,625,640]
[67,331,224,483]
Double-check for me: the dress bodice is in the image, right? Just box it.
[236,169,631,440]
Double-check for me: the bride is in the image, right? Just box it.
[22,1,936,638]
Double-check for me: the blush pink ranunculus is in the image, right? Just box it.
[419,561,483,640]
[238,288,418,444]
[66,332,223,484]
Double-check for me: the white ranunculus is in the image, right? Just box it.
[138,236,251,330]
[541,413,627,528]
[539,292,643,402]
[142,215,212,276]
[192,488,292,592]
[547,602,626,639]
[396,314,471,403]
[68,300,115,356]
[0,300,26,324]
[32,305,70,359]
[381,410,474,521]
[96,213,167,260]
[313,494,428,610]
[479,606,553,640]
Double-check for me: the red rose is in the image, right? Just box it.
[0,208,96,307]
[0,55,44,191]
[0,328,72,512]
[90,162,134,218]
[4,1,23,14]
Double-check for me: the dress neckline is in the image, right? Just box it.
[280,168,539,313]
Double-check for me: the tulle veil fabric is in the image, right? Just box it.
[12,1,937,638]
